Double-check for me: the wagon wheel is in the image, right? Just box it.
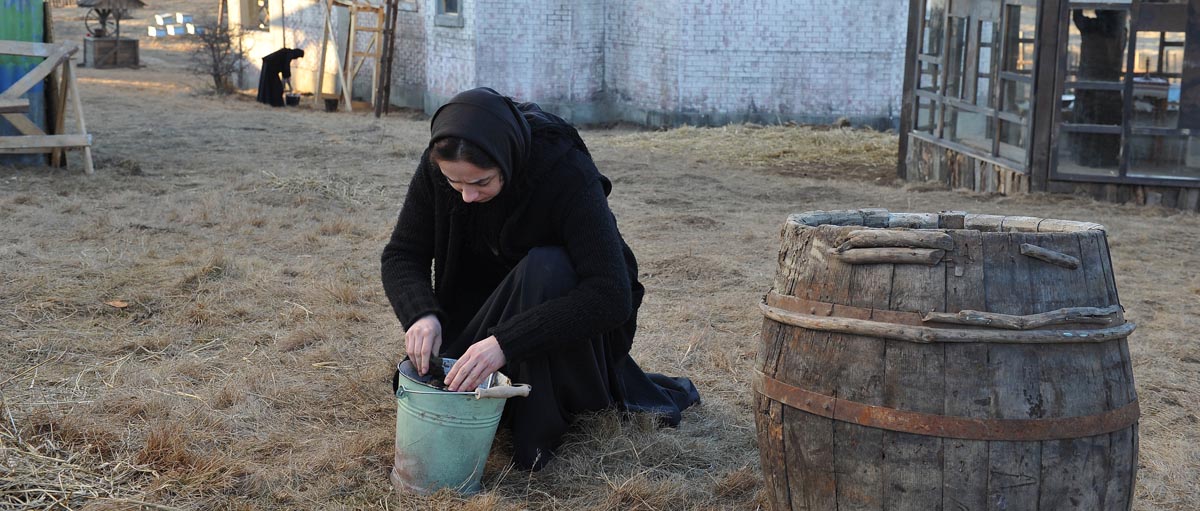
[85,7,127,38]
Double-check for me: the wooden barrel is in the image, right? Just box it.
[754,209,1139,511]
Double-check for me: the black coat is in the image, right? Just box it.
[256,48,302,107]
[380,129,644,365]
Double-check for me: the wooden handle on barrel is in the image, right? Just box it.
[836,229,954,252]
[831,247,945,265]
[475,384,532,399]
[1019,243,1081,269]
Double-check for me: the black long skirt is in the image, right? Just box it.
[256,69,285,107]
[438,247,700,470]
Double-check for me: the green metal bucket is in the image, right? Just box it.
[390,359,531,494]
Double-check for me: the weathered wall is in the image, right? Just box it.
[422,0,477,112]
[604,0,683,122]
[231,0,328,95]
[472,0,606,119]
[604,0,908,127]
[257,0,910,127]
[390,2,426,109]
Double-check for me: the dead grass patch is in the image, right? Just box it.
[606,124,896,180]
[179,252,237,293]
[278,325,328,352]
[262,171,389,206]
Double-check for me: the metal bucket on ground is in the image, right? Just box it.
[391,358,531,494]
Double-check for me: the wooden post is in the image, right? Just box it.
[65,60,94,174]
[897,0,925,179]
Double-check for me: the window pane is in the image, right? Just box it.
[946,17,969,100]
[442,0,459,14]
[1001,79,1031,118]
[1066,9,1128,82]
[1058,130,1121,177]
[919,62,940,93]
[1131,31,1184,129]
[1003,4,1036,74]
[1127,134,1200,180]
[255,0,270,30]
[915,97,938,133]
[922,0,947,56]
[976,21,998,107]
[998,119,1027,161]
[947,107,992,152]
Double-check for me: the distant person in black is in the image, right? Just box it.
[256,48,304,107]
[380,87,700,470]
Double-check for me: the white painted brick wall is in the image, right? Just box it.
[255,0,909,125]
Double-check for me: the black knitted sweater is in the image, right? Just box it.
[380,122,643,365]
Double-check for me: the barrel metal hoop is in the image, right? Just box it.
[761,299,1136,345]
[754,371,1141,441]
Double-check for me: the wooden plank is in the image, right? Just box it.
[1095,235,1121,308]
[1076,231,1115,308]
[1036,343,1108,510]
[0,134,89,150]
[758,398,792,510]
[833,261,893,511]
[1181,189,1200,211]
[1099,339,1136,510]
[1028,0,1066,192]
[882,249,946,511]
[1,112,45,136]
[50,66,68,167]
[812,227,858,305]
[942,229,989,511]
[1020,233,1088,311]
[64,60,94,174]
[778,328,838,510]
[984,234,1042,510]
[831,357,888,511]
[999,215,1042,233]
[772,223,818,297]
[0,99,29,113]
[0,40,74,58]
[0,46,71,100]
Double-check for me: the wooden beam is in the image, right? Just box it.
[65,59,94,174]
[0,40,74,58]
[897,0,925,179]
[0,134,90,151]
[0,98,30,114]
[2,112,46,136]
[0,45,73,99]
[51,66,68,166]
[313,0,332,107]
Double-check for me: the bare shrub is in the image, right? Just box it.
[189,22,246,94]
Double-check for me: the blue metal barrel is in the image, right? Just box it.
[1,0,48,166]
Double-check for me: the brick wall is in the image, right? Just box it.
[603,0,908,126]
[257,0,910,127]
[474,0,604,105]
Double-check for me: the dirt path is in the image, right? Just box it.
[1,3,1197,510]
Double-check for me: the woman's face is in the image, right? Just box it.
[436,158,504,203]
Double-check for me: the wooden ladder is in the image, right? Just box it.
[315,0,386,112]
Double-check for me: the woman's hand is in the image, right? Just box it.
[405,314,442,375]
[445,336,506,392]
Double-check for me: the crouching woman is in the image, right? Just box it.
[381,87,700,470]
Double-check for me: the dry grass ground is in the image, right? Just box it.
[1,2,1198,510]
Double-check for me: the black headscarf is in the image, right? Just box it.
[427,88,597,263]
[429,88,532,186]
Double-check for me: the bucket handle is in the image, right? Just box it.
[395,382,532,400]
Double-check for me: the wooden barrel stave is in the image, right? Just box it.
[757,211,1138,511]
